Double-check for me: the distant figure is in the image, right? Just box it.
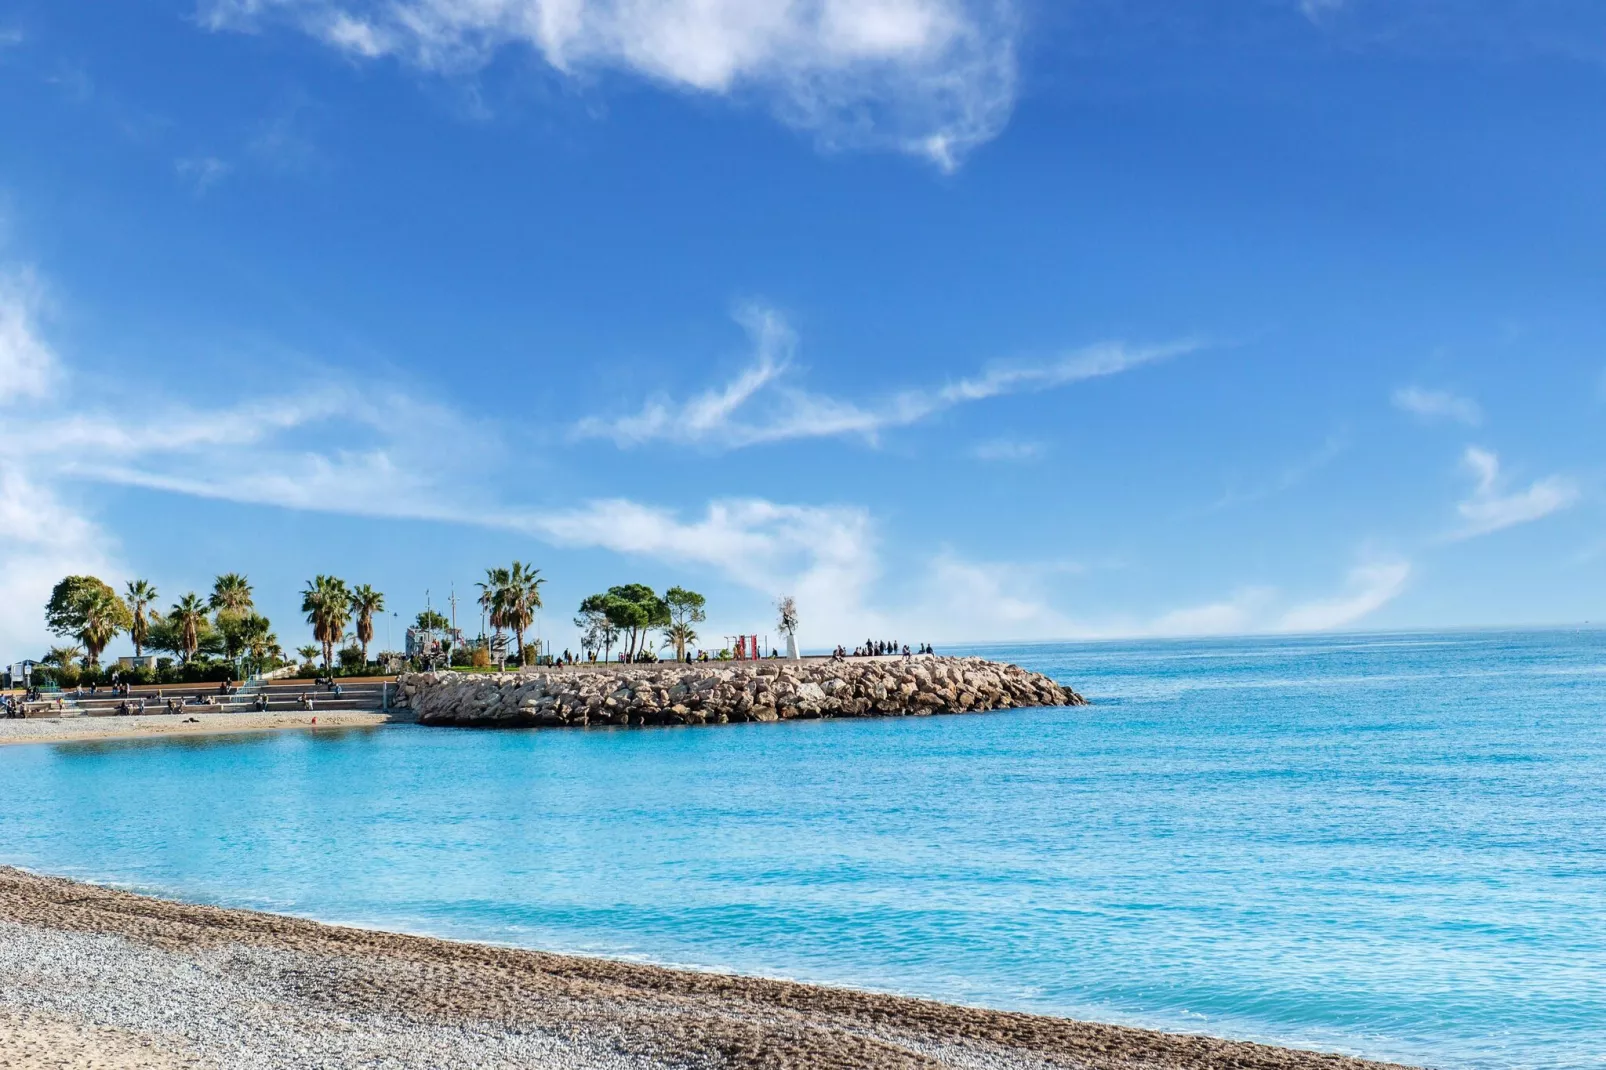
[902,644,911,659]
[299,691,314,711]
[333,683,343,698]
[255,694,267,712]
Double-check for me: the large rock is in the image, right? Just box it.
[398,657,1086,729]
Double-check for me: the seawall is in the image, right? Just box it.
[396,656,1085,728]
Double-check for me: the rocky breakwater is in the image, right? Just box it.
[397,656,1086,728]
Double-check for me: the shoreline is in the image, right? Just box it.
[0,710,403,748]
[0,866,1413,1070]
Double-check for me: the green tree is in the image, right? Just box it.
[42,644,84,686]
[477,566,511,666]
[574,594,618,661]
[415,609,450,632]
[209,573,254,620]
[348,584,385,664]
[45,576,132,668]
[168,593,208,664]
[603,584,668,661]
[235,614,277,674]
[301,575,351,670]
[663,586,706,660]
[603,596,648,660]
[496,562,544,667]
[660,622,699,661]
[296,644,320,666]
[124,580,158,657]
[42,644,83,668]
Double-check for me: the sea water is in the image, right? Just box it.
[1,630,1601,1069]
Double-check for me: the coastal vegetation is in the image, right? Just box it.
[19,565,744,689]
[45,576,133,669]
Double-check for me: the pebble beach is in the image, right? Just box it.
[0,867,1412,1070]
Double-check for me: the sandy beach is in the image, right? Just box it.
[0,866,1412,1070]
[0,711,400,748]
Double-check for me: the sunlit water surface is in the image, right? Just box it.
[2,630,1602,1069]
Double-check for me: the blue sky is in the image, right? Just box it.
[1,0,1603,658]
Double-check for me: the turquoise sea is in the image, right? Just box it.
[2,630,1602,1069]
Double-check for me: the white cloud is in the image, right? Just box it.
[0,271,118,655]
[199,0,1019,168]
[0,267,56,401]
[0,262,1409,655]
[971,438,1044,462]
[577,303,1196,450]
[513,496,882,643]
[1392,386,1482,426]
[1149,588,1275,637]
[175,155,232,194]
[1452,446,1579,539]
[1126,557,1411,639]
[1299,0,1344,22]
[1275,560,1410,633]
[1206,433,1346,513]
[0,464,118,659]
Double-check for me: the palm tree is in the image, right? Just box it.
[348,584,385,664]
[169,594,207,664]
[209,573,253,619]
[78,587,132,668]
[497,562,544,666]
[301,575,351,670]
[664,587,706,661]
[125,580,157,657]
[660,622,698,661]
[296,644,320,666]
[43,644,83,668]
[236,614,276,675]
[477,566,510,666]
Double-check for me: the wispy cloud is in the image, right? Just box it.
[971,438,1044,462]
[1299,0,1344,23]
[1452,446,1579,539]
[0,268,118,653]
[1392,386,1483,426]
[1276,560,1411,633]
[1137,558,1410,637]
[0,259,1415,652]
[0,267,55,401]
[576,303,1197,450]
[1206,433,1346,513]
[175,155,232,194]
[199,0,1019,169]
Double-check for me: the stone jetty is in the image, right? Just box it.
[397,656,1085,728]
